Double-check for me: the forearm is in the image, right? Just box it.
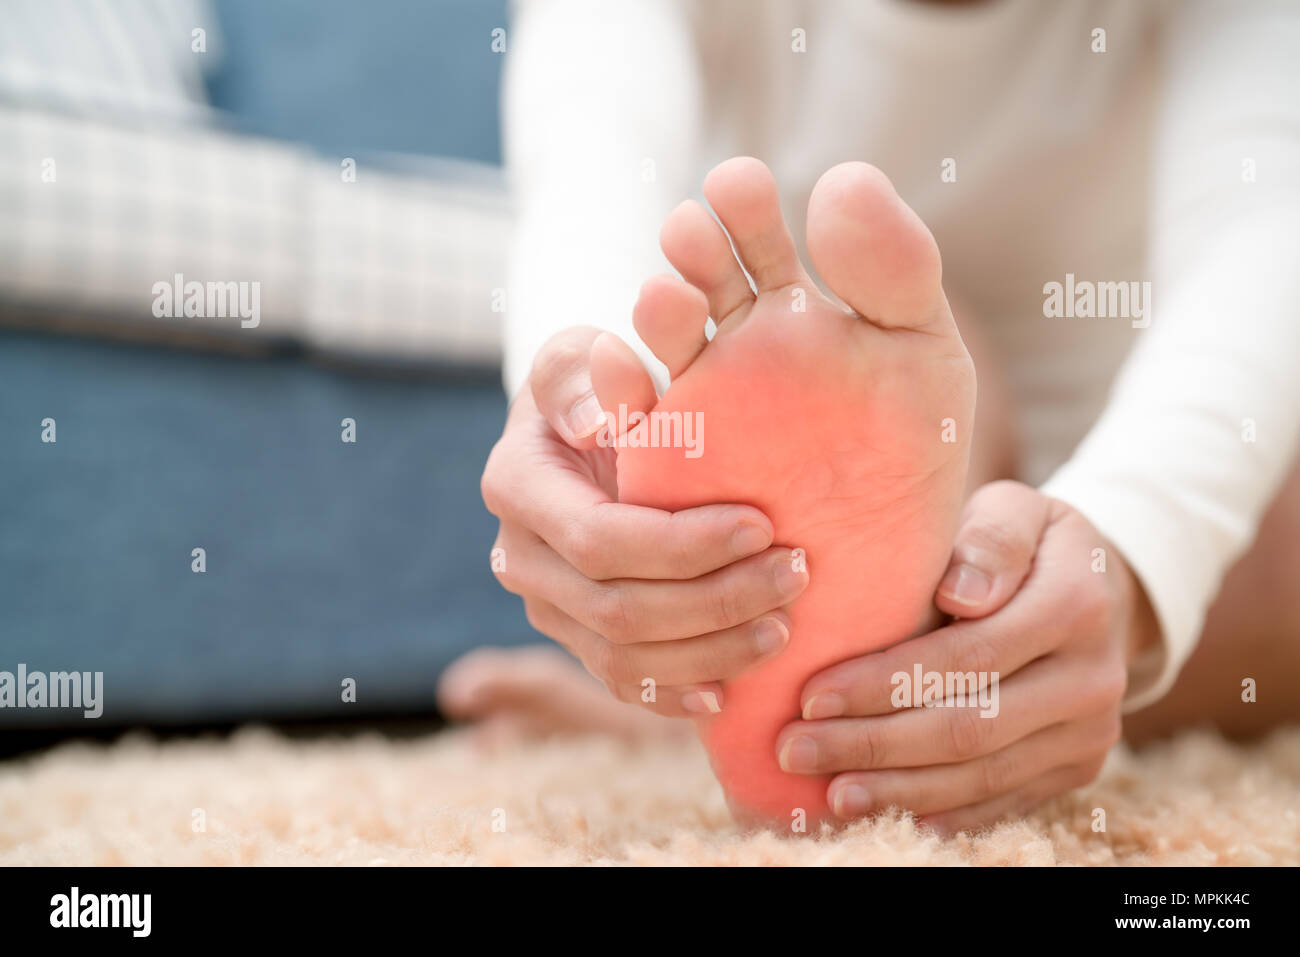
[1041,0,1300,709]
[502,0,701,395]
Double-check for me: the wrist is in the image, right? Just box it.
[1117,552,1161,666]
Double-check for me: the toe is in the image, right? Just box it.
[438,646,588,720]
[435,647,512,719]
[590,331,658,443]
[633,274,710,379]
[702,156,806,294]
[660,199,754,327]
[806,162,953,334]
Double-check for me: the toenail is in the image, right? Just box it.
[731,523,770,557]
[802,692,845,720]
[774,557,808,597]
[833,784,870,818]
[779,735,818,772]
[753,617,789,657]
[682,690,723,714]
[566,393,606,439]
[939,562,992,606]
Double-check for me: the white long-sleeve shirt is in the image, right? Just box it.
[504,0,1300,709]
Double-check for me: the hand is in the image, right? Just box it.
[480,326,806,717]
[777,480,1160,834]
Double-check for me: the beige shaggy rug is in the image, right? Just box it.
[1,725,1297,866]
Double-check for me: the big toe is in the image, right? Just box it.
[806,162,952,335]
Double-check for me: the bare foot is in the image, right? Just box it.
[591,158,975,824]
[436,645,687,747]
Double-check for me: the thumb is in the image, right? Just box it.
[935,480,1051,619]
[528,326,608,448]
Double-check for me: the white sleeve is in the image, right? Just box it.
[502,0,702,396]
[1040,0,1300,710]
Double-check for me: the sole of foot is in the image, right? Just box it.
[591,157,976,827]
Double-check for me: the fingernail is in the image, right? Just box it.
[566,393,606,438]
[833,784,870,818]
[775,556,809,598]
[731,523,770,557]
[682,690,723,714]
[939,562,991,606]
[753,617,789,657]
[802,691,845,720]
[778,735,818,772]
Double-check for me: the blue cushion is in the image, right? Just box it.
[204,0,507,163]
[0,332,533,728]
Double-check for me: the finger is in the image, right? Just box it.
[520,597,725,718]
[825,713,1119,819]
[483,423,775,580]
[528,325,606,447]
[633,274,710,379]
[517,592,607,667]
[590,331,659,442]
[507,533,808,643]
[611,680,729,718]
[604,610,791,688]
[798,508,1085,720]
[935,480,1051,618]
[702,156,807,293]
[917,759,1107,836]
[798,601,1062,720]
[779,653,1115,774]
[659,199,754,326]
